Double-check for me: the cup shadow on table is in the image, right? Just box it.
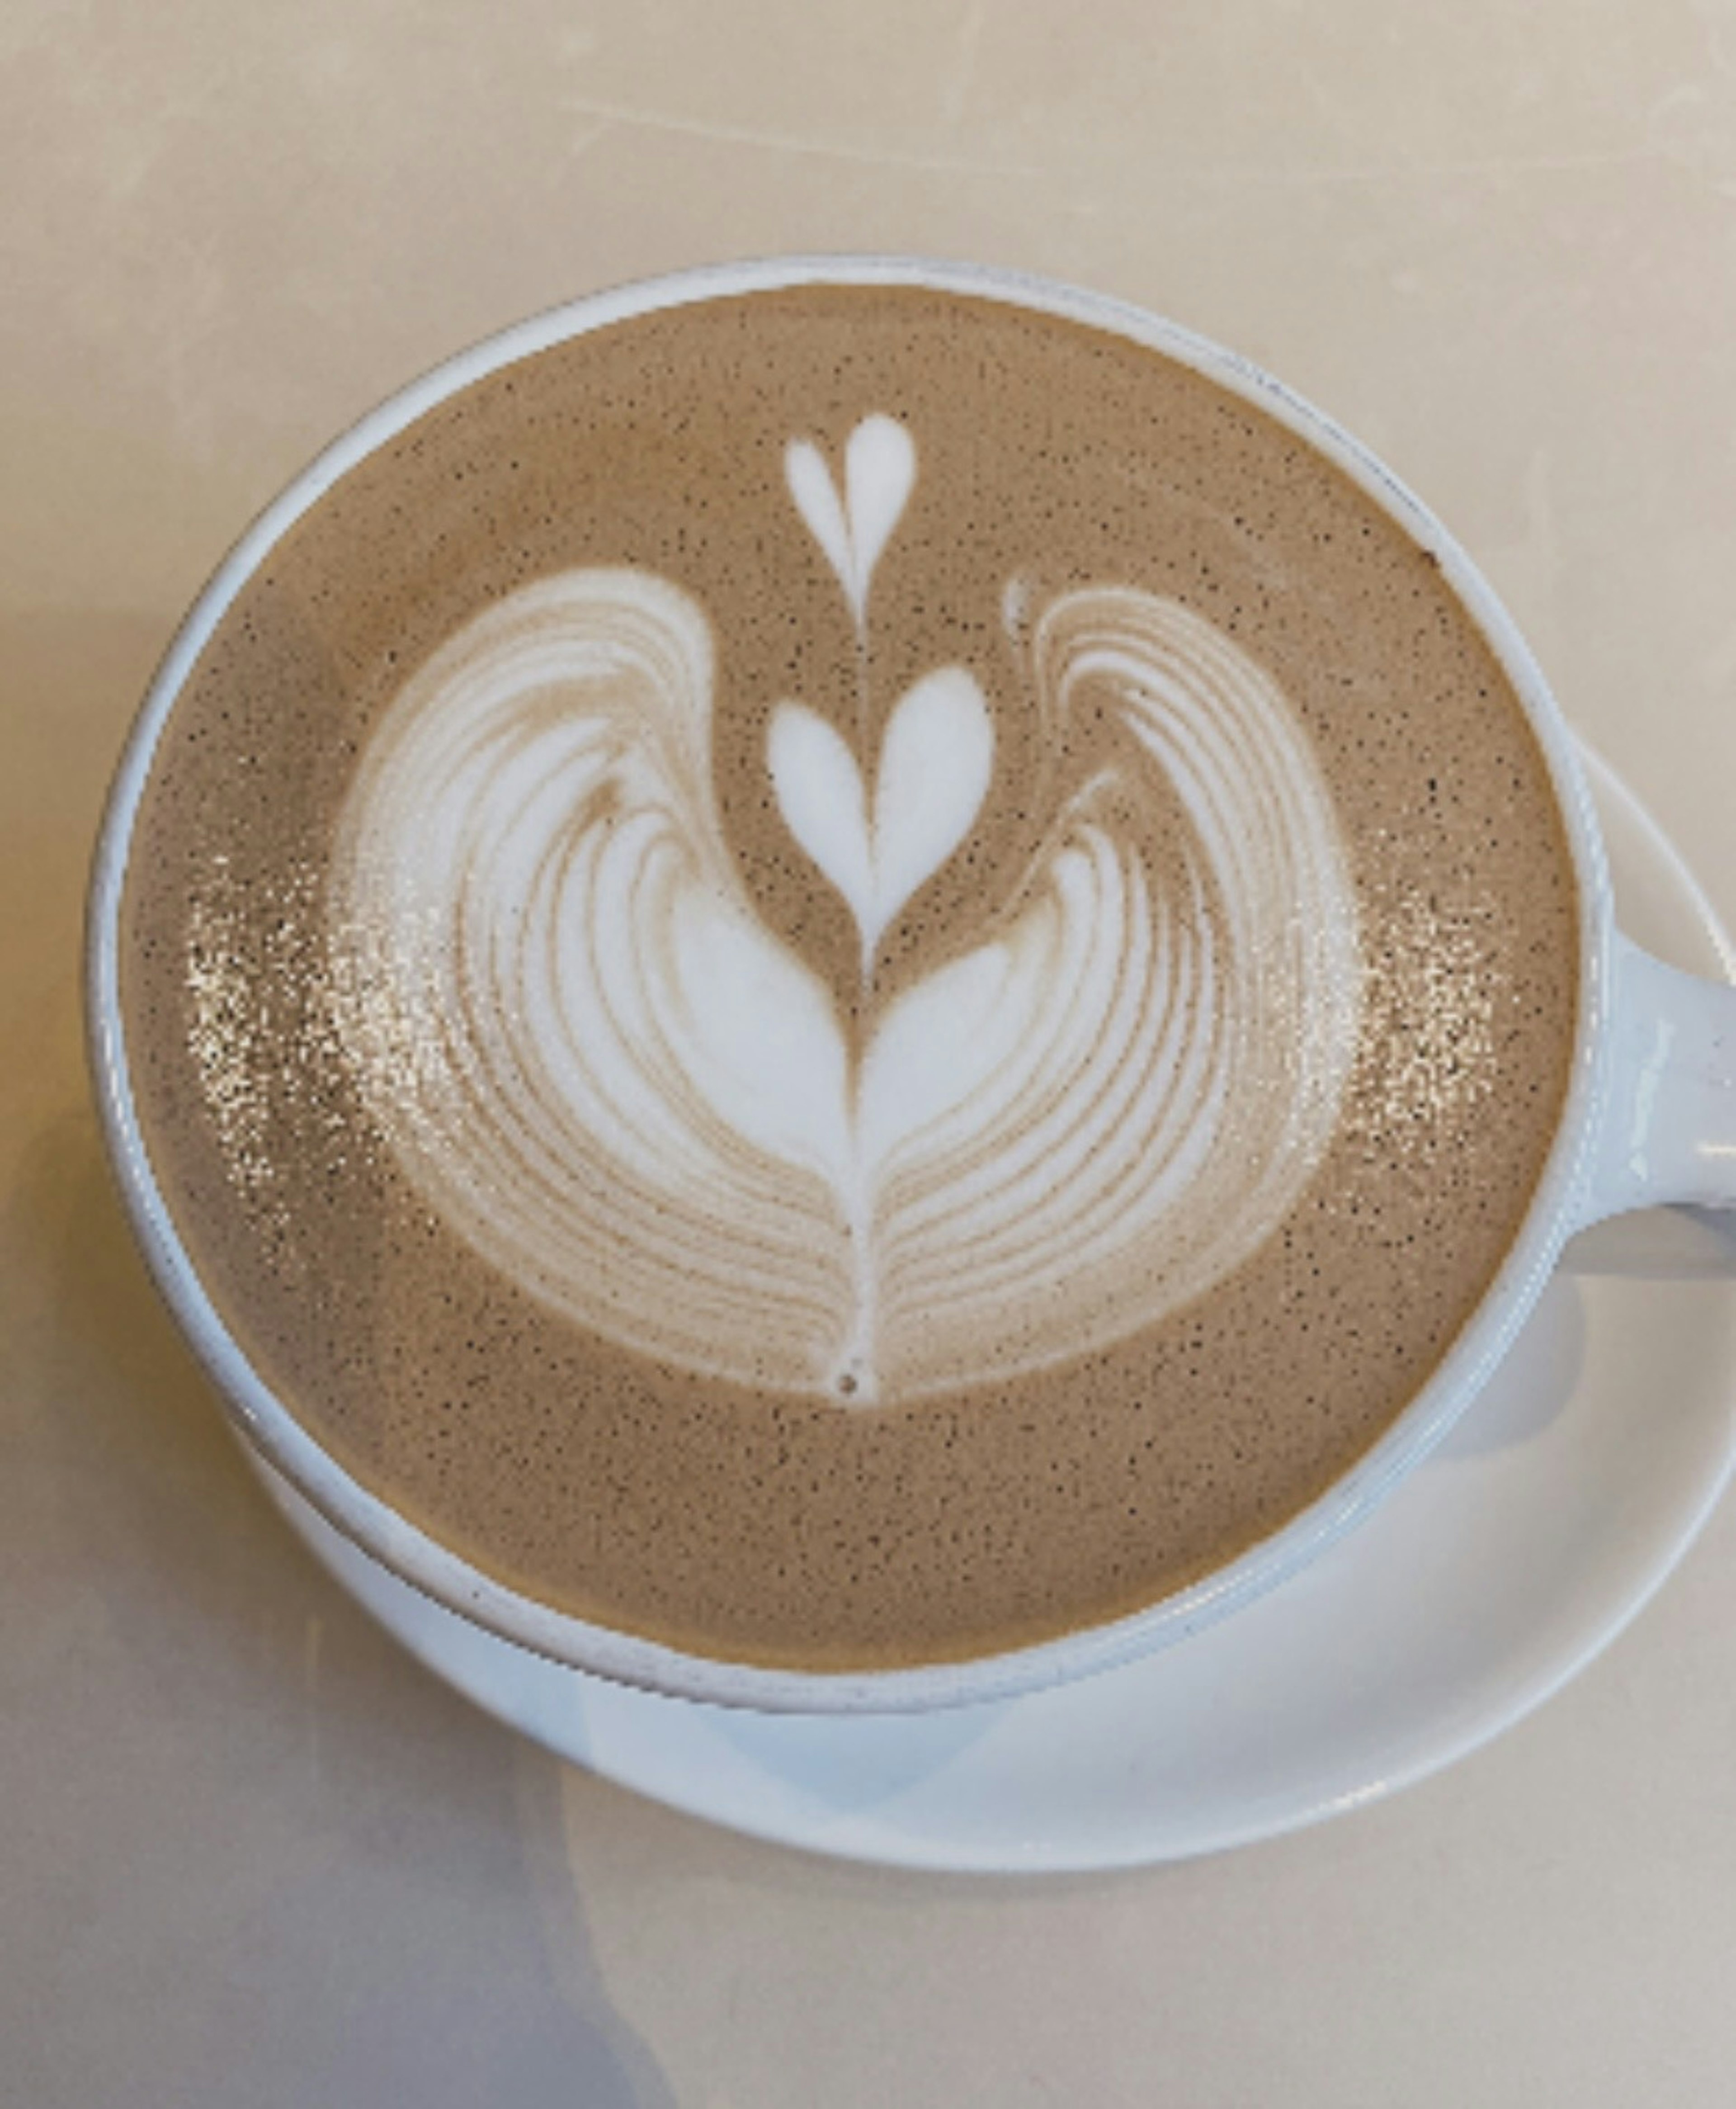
[1433,1204,1736,1464]
[5,1097,679,2108]
[1561,1204,1736,1281]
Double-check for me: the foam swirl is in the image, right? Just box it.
[327,571,1362,1404]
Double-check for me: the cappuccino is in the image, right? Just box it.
[118,282,1579,1668]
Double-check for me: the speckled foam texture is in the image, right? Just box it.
[119,285,1580,1669]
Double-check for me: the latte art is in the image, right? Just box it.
[327,415,1363,1403]
[120,280,1582,1667]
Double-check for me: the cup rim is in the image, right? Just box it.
[86,253,1613,1712]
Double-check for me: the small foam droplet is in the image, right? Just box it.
[1002,576,1032,639]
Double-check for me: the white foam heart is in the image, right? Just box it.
[769,666,994,971]
[785,414,917,622]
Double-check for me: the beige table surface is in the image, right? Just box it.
[8,4,1736,2103]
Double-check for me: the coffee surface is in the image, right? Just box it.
[119,283,1580,1668]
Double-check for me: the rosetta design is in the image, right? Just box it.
[326,418,1365,1405]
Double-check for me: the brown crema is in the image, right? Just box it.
[118,284,1580,1669]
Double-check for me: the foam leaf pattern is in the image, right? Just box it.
[326,571,1364,1405]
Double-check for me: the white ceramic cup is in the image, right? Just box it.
[87,256,1736,1719]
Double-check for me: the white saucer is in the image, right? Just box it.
[283,745,1736,1872]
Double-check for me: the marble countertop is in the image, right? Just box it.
[7,4,1736,2102]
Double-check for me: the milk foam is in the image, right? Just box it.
[326,416,1363,1404]
[784,413,916,627]
[769,671,994,976]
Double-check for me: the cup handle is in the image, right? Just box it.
[1577,931,1736,1226]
